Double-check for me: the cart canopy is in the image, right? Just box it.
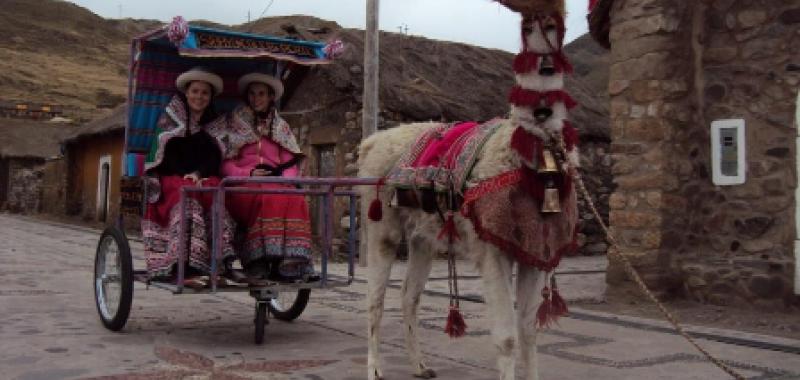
[124,23,332,177]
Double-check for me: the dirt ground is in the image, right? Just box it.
[573,285,800,341]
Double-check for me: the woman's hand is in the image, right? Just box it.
[183,173,200,183]
[250,168,271,177]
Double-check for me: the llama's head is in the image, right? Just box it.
[521,13,565,54]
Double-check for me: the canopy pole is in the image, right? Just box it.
[360,0,380,267]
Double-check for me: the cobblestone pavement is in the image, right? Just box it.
[1,213,799,380]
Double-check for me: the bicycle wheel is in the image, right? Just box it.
[94,226,134,331]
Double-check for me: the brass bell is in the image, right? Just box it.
[539,55,556,76]
[541,180,562,214]
[538,149,559,174]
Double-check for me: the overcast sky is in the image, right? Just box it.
[67,0,590,52]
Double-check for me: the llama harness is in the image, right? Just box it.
[382,119,578,272]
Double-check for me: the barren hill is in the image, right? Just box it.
[0,0,156,116]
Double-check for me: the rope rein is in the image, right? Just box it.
[555,135,746,380]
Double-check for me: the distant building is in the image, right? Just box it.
[61,106,126,223]
[0,99,65,120]
[0,119,68,213]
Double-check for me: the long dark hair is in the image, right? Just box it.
[244,83,276,136]
[177,85,219,130]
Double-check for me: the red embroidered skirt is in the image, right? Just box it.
[225,183,313,266]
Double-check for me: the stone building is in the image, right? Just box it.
[590,0,800,306]
[0,119,69,213]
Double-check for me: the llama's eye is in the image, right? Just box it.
[544,23,557,32]
[522,25,533,35]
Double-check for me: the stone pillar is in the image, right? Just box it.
[606,0,694,289]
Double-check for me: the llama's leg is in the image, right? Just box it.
[516,266,546,380]
[401,234,436,378]
[478,251,516,380]
[367,223,400,380]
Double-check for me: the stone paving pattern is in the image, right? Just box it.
[1,214,799,379]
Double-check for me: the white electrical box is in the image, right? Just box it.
[711,119,746,186]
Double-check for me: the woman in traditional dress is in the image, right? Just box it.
[221,73,315,281]
[141,67,235,287]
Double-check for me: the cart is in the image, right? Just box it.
[92,21,377,344]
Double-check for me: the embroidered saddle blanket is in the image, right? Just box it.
[385,119,503,194]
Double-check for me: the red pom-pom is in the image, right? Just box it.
[550,287,568,317]
[445,306,467,338]
[513,52,540,74]
[589,0,599,11]
[535,286,554,329]
[368,198,382,221]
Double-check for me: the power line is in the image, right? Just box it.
[257,0,275,20]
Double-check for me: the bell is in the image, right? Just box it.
[541,182,562,213]
[539,55,556,76]
[538,149,559,173]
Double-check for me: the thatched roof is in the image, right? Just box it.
[63,105,126,144]
[0,119,72,159]
[589,0,614,49]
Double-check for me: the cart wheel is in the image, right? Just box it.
[268,289,310,321]
[94,226,133,331]
[254,301,267,345]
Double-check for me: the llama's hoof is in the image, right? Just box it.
[414,368,437,379]
[371,368,385,380]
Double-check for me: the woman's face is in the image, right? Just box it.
[186,81,213,114]
[247,83,274,113]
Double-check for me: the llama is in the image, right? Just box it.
[358,2,580,379]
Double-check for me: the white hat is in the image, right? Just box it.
[238,73,284,100]
[175,67,224,95]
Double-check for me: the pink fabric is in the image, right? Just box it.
[412,122,479,167]
[222,136,299,177]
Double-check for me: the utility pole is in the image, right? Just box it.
[360,0,379,267]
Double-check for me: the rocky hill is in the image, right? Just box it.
[1,0,608,129]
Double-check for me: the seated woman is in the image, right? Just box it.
[221,72,315,281]
[141,67,235,287]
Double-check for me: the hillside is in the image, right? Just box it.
[2,0,608,130]
[0,0,156,117]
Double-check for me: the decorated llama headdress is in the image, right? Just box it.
[497,0,579,328]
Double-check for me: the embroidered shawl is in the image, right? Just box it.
[144,95,227,173]
[220,104,303,159]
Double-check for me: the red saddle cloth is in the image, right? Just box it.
[411,122,479,168]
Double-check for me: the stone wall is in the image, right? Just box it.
[607,0,799,306]
[6,159,44,214]
[40,158,67,215]
[577,140,614,256]
[674,1,799,307]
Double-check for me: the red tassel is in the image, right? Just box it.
[368,198,382,221]
[589,0,599,11]
[445,306,467,338]
[513,52,540,74]
[510,127,542,164]
[508,87,578,109]
[367,178,386,222]
[561,121,579,150]
[550,287,568,317]
[437,213,460,242]
[535,286,554,329]
[553,52,573,74]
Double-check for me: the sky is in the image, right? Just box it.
[66,0,590,52]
